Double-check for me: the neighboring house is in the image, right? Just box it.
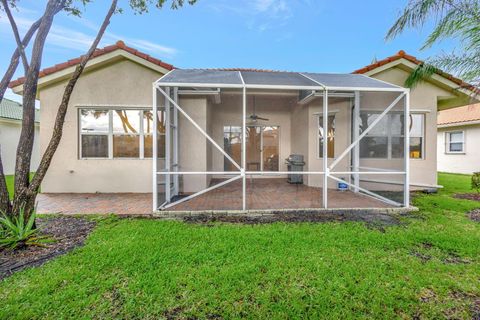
[0,98,40,175]
[437,103,480,174]
[8,42,479,211]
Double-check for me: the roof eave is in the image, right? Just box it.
[358,58,480,109]
[10,42,174,95]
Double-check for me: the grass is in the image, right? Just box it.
[5,175,14,200]
[0,173,479,319]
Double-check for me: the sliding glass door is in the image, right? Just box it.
[224,125,279,172]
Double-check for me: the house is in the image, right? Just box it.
[8,41,479,212]
[437,103,480,174]
[0,98,40,175]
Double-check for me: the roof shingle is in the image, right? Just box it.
[8,40,175,88]
[0,98,39,122]
[353,50,478,93]
[438,103,480,126]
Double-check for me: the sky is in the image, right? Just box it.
[1,0,455,102]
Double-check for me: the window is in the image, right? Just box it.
[318,115,335,158]
[358,112,425,159]
[79,108,165,159]
[446,131,464,153]
[223,126,242,171]
[80,110,109,158]
[113,110,141,158]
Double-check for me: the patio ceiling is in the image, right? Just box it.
[156,69,405,92]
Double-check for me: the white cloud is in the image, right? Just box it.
[0,10,178,59]
[253,0,290,15]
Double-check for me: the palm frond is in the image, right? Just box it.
[430,51,480,83]
[404,64,438,88]
[386,0,449,40]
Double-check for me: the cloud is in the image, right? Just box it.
[207,0,294,33]
[0,10,178,59]
[253,0,290,15]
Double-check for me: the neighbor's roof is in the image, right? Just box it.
[9,41,175,88]
[353,50,478,93]
[156,69,403,91]
[0,98,39,122]
[438,103,480,126]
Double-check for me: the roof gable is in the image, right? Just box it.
[9,41,174,91]
[353,50,479,96]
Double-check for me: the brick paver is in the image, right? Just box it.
[37,179,388,215]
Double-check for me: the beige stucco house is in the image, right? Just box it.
[9,42,479,212]
[437,103,480,174]
[0,98,40,175]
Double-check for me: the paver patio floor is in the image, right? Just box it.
[37,178,389,215]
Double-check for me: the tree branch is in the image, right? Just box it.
[29,0,118,193]
[12,0,65,214]
[1,0,30,72]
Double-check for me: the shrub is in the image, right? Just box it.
[471,172,480,193]
[0,209,51,250]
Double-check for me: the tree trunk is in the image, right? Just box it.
[24,0,118,216]
[0,155,11,216]
[11,0,64,218]
[0,14,45,214]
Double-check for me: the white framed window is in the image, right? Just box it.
[358,112,425,159]
[79,108,165,159]
[317,115,335,158]
[445,131,465,154]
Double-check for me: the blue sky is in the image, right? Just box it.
[1,0,454,101]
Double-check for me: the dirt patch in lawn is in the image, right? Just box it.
[410,242,472,265]
[183,210,404,229]
[417,289,480,319]
[467,209,480,223]
[454,193,480,202]
[0,216,95,280]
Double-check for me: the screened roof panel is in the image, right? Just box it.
[157,69,402,90]
[240,71,318,87]
[158,69,243,85]
[303,73,399,89]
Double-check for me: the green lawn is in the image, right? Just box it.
[5,175,14,199]
[0,173,479,319]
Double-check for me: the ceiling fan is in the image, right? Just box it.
[247,96,269,123]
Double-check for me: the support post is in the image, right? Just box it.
[173,87,179,197]
[165,87,171,203]
[352,91,360,193]
[404,90,410,207]
[322,89,328,209]
[152,85,158,211]
[242,87,247,210]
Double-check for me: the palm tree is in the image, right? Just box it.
[386,0,480,89]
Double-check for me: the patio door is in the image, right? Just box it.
[225,126,279,171]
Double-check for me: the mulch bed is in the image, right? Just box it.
[183,211,404,228]
[454,193,480,201]
[0,216,95,280]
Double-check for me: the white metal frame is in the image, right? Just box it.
[78,107,155,160]
[152,71,411,211]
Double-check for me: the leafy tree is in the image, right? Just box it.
[0,0,196,220]
[386,0,480,88]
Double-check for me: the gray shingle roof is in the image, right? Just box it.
[0,98,39,122]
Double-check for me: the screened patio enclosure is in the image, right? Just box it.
[153,69,410,212]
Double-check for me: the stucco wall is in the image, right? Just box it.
[438,124,480,174]
[38,59,163,193]
[0,119,40,175]
[208,93,294,175]
[178,97,209,192]
[369,67,454,188]
[36,59,451,194]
